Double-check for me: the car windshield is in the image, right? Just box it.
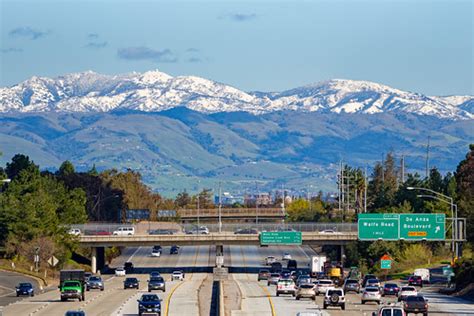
[259,270,269,273]
[346,280,358,284]
[382,309,403,316]
[64,281,79,287]
[271,273,280,277]
[402,287,416,291]
[126,278,138,282]
[406,296,425,302]
[19,283,32,287]
[89,277,101,281]
[278,280,294,285]
[385,283,398,288]
[141,295,159,302]
[366,287,379,292]
[116,268,124,271]
[319,280,333,285]
[327,290,342,296]
[300,284,314,289]
[151,277,164,282]
[173,271,182,275]
[368,279,379,283]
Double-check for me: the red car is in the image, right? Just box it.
[408,275,423,287]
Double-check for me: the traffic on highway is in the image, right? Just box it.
[1,240,471,316]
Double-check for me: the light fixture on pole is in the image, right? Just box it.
[1,179,11,183]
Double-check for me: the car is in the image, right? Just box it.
[282,253,292,260]
[86,276,104,291]
[270,262,283,273]
[315,279,334,295]
[267,273,281,286]
[287,259,297,270]
[68,228,81,236]
[361,286,382,304]
[170,245,179,255]
[186,226,209,235]
[323,288,346,310]
[16,283,34,297]
[398,286,418,302]
[234,228,258,234]
[408,275,423,287]
[124,277,139,289]
[296,313,324,316]
[84,272,93,282]
[276,278,296,297]
[320,229,341,235]
[280,270,291,279]
[171,271,184,281]
[153,245,163,252]
[149,229,174,235]
[296,283,316,300]
[151,249,161,257]
[137,294,161,316]
[296,275,312,287]
[343,279,360,293]
[362,274,377,287]
[383,283,401,296]
[372,306,406,316]
[150,271,161,278]
[113,226,135,235]
[366,278,382,289]
[124,262,134,273]
[413,268,430,283]
[258,269,271,281]
[65,311,86,316]
[265,256,276,265]
[403,295,428,316]
[115,267,126,277]
[148,277,166,292]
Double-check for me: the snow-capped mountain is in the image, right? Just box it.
[1,70,472,120]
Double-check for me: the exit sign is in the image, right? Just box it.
[260,231,302,245]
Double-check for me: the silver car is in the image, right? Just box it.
[362,286,382,304]
[296,283,316,300]
[267,273,281,286]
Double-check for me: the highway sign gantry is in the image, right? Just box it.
[358,213,446,241]
[260,231,302,245]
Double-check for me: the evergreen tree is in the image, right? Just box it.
[455,144,474,242]
[5,154,38,180]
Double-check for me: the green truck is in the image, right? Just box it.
[59,270,86,301]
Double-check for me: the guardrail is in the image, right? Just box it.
[70,222,358,235]
[177,208,285,218]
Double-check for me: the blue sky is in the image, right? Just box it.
[0,0,472,95]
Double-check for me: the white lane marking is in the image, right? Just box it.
[126,246,141,262]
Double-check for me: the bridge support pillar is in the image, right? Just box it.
[216,244,224,268]
[340,245,345,267]
[91,247,97,274]
[91,247,105,274]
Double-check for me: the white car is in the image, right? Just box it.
[68,228,81,236]
[282,253,292,260]
[265,256,276,265]
[113,226,135,236]
[115,267,126,276]
[315,279,334,295]
[398,286,417,302]
[150,249,161,257]
[171,271,184,281]
[361,286,382,304]
[323,288,346,310]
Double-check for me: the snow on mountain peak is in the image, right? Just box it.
[0,71,472,120]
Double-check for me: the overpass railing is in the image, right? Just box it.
[177,208,285,217]
[70,222,357,235]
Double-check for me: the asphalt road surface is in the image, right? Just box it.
[0,270,41,308]
[2,243,473,316]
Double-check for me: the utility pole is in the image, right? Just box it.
[426,136,431,179]
[197,180,200,228]
[218,182,222,233]
[401,155,405,184]
[364,165,367,213]
[381,153,385,183]
[338,161,342,212]
[255,181,259,225]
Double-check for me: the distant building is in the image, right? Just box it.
[244,193,273,206]
[214,192,244,206]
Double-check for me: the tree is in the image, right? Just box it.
[455,144,474,242]
[57,160,75,178]
[428,167,443,193]
[5,154,38,180]
[175,191,191,208]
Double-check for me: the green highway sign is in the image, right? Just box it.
[358,214,399,240]
[260,231,302,245]
[381,260,392,269]
[358,213,446,241]
[399,213,445,240]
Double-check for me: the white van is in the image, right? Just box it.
[113,226,135,236]
[413,268,430,283]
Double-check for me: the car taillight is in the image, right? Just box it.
[425,304,428,308]
[278,285,282,289]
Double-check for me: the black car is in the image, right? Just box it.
[270,262,283,273]
[124,261,134,273]
[152,245,162,252]
[362,274,377,288]
[149,229,174,235]
[148,277,166,292]
[65,312,86,316]
[170,245,179,255]
[234,228,258,234]
[137,294,161,316]
[16,283,34,297]
[403,295,428,316]
[287,260,297,270]
[124,277,139,289]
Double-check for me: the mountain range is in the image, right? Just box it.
[0,71,472,195]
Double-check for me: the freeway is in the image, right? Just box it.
[0,270,41,307]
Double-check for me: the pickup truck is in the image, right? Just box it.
[59,270,85,301]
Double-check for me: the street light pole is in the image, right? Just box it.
[255,181,259,225]
[218,182,222,234]
[408,186,458,258]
